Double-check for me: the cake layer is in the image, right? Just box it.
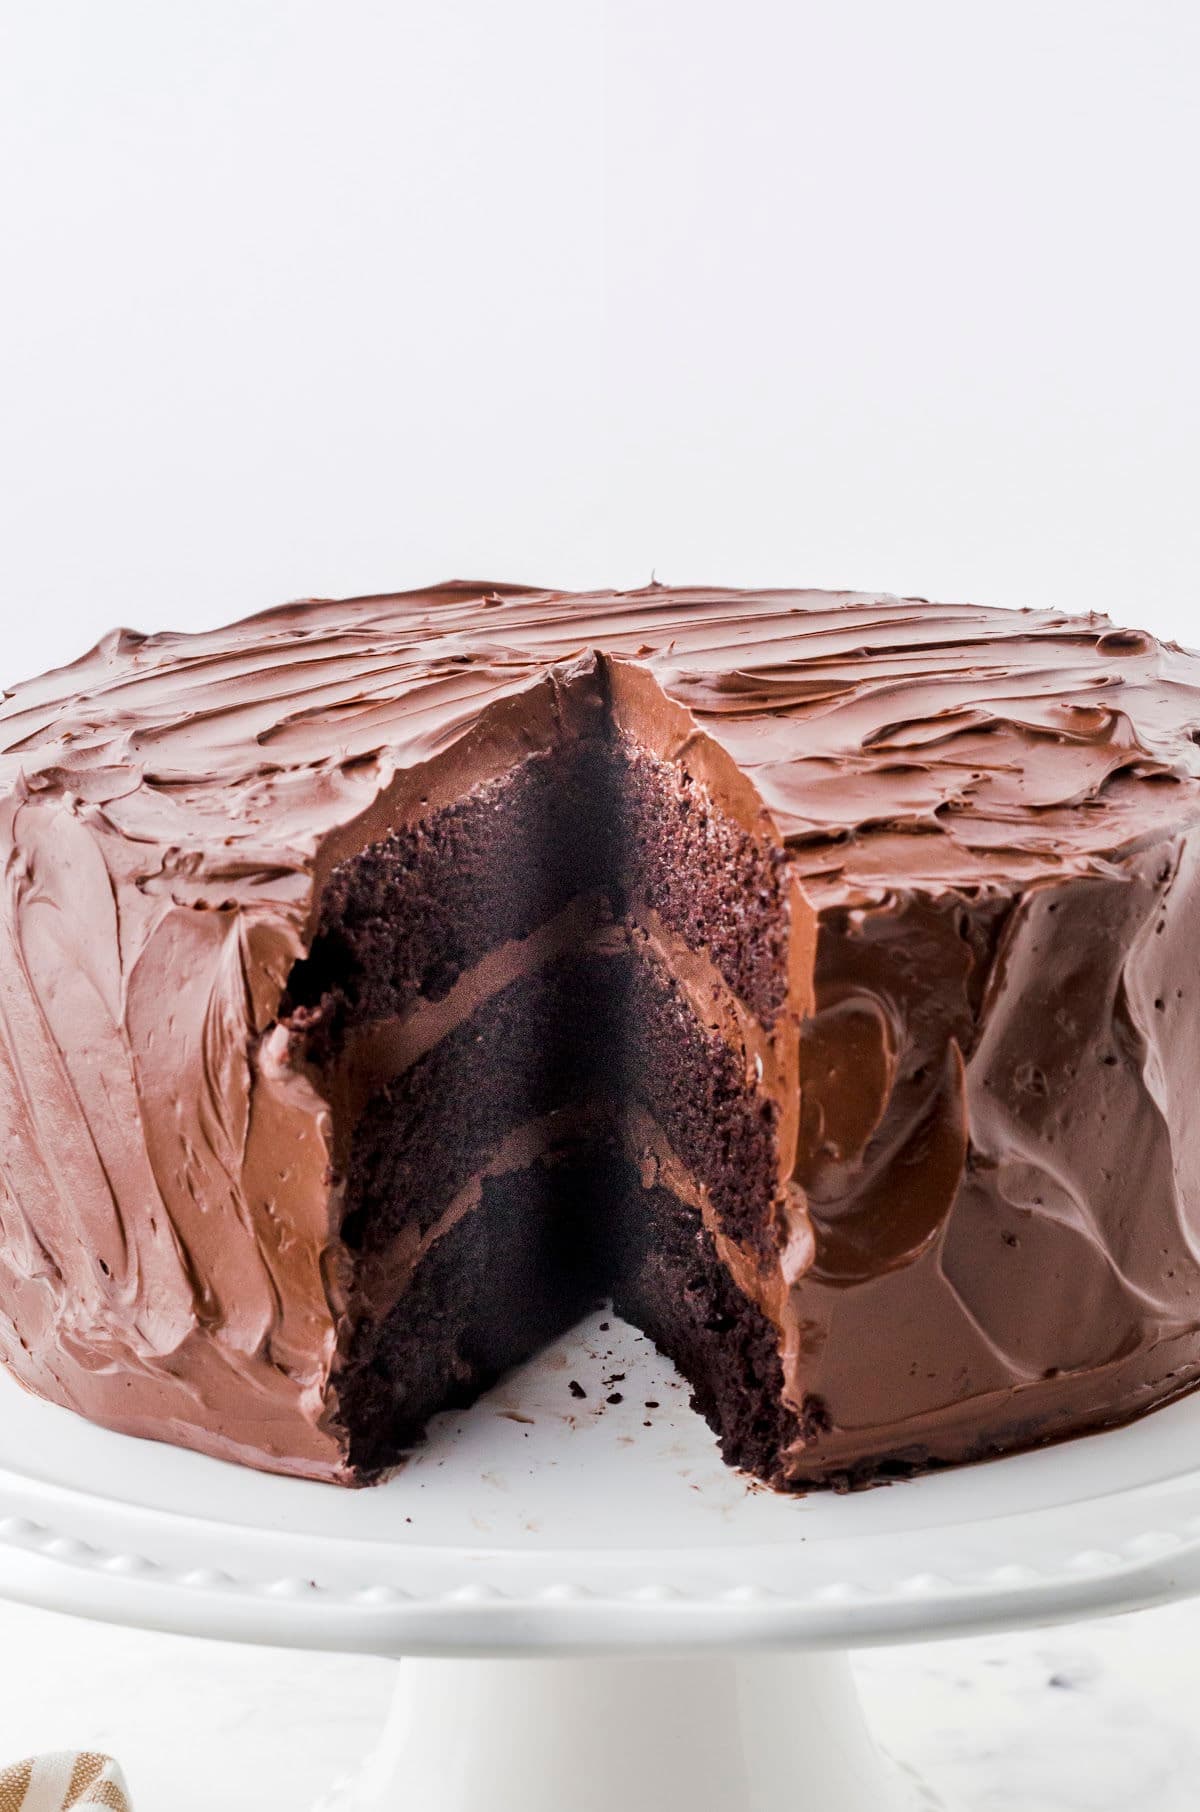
[611,731,793,1027]
[286,733,620,1046]
[608,1165,805,1483]
[339,1148,602,1479]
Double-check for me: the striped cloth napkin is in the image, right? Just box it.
[0,1756,130,1811]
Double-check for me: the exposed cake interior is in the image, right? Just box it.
[282,657,809,1482]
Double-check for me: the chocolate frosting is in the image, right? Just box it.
[2,582,1200,1482]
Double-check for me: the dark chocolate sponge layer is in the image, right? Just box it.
[339,1153,602,1480]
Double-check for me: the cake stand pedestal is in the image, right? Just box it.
[317,1652,919,1812]
[2,1309,1200,1812]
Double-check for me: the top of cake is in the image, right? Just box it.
[3,584,1199,936]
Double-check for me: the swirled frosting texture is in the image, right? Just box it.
[1,582,1200,1481]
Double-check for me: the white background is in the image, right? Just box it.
[2,5,1200,1806]
[1,1,1198,684]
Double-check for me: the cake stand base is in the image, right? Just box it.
[315,1652,938,1812]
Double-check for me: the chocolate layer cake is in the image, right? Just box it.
[2,584,1199,1489]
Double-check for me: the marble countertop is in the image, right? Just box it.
[0,1594,1196,1810]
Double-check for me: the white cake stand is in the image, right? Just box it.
[2,1309,1200,1812]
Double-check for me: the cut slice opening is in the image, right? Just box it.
[280,654,812,1485]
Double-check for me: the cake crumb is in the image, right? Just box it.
[568,1379,587,1400]
[606,1391,624,1405]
